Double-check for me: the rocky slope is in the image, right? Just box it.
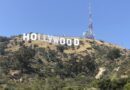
[0,35,130,90]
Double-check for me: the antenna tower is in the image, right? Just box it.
[84,0,94,39]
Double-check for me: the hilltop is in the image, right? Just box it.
[0,35,130,90]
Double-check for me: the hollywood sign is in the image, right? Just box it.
[23,33,80,46]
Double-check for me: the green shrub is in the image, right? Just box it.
[107,48,121,60]
[56,45,67,53]
[124,83,130,90]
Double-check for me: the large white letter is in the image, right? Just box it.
[53,37,59,44]
[60,38,65,45]
[48,35,53,43]
[42,35,47,41]
[74,39,80,46]
[31,33,37,40]
[37,34,41,40]
[23,33,30,41]
[66,39,72,46]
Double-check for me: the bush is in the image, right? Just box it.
[107,48,121,60]
[4,84,16,90]
[0,42,7,55]
[56,45,67,53]
[124,83,130,90]
[98,78,127,90]
[0,36,10,42]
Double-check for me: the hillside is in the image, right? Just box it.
[0,35,130,90]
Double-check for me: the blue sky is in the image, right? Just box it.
[0,0,130,49]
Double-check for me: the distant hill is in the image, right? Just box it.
[0,35,130,90]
